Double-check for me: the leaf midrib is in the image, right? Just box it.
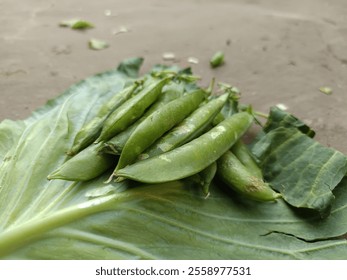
[0,193,123,258]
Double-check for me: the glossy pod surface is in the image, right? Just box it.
[142,93,229,159]
[217,150,281,201]
[115,112,254,183]
[115,89,206,170]
[231,140,263,179]
[68,83,137,155]
[48,143,114,181]
[102,81,185,155]
[200,161,217,195]
[96,77,170,143]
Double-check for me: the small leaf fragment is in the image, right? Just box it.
[71,20,94,30]
[59,19,94,30]
[319,86,333,95]
[210,51,224,68]
[88,39,109,50]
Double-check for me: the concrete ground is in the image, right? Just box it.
[1,0,346,153]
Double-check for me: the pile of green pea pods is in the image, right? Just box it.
[48,72,281,202]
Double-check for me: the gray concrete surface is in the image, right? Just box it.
[1,0,346,153]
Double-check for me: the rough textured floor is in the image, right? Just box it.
[1,0,346,153]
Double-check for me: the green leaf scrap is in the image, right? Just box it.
[59,19,94,30]
[319,86,333,95]
[210,51,224,68]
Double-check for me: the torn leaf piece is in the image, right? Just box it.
[319,86,333,95]
[88,39,109,50]
[252,126,347,217]
[71,21,94,30]
[59,19,94,30]
[263,106,315,137]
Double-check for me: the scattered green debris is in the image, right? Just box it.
[319,86,333,95]
[59,19,94,30]
[88,39,109,50]
[210,51,225,68]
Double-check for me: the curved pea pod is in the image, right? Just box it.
[231,140,263,179]
[47,143,115,181]
[187,162,217,196]
[140,93,229,159]
[101,81,185,155]
[200,162,217,196]
[95,77,170,143]
[115,112,254,183]
[67,83,138,156]
[115,89,207,171]
[217,151,281,201]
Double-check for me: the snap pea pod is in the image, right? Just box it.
[231,140,263,179]
[188,162,217,196]
[48,142,114,181]
[67,83,139,156]
[95,77,170,143]
[140,93,229,159]
[115,89,207,172]
[101,81,185,155]
[211,96,263,179]
[115,112,253,183]
[217,150,281,201]
[200,162,217,195]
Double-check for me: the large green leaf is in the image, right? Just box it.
[1,59,347,259]
[252,117,347,216]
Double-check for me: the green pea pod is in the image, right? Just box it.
[231,140,263,179]
[140,92,229,159]
[67,83,138,156]
[102,81,185,155]
[96,77,170,143]
[217,151,281,201]
[115,89,207,172]
[115,112,253,183]
[200,162,217,196]
[48,143,114,181]
[210,93,262,179]
[188,162,217,196]
[212,92,239,126]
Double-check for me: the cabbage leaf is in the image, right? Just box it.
[1,58,347,259]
